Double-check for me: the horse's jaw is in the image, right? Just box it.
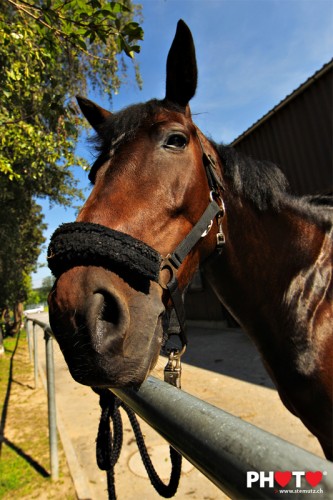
[48,267,165,388]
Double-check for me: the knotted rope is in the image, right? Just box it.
[93,388,182,499]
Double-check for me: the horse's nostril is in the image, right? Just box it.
[93,289,129,341]
[98,291,121,326]
[90,290,129,354]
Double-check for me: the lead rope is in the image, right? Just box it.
[92,350,183,500]
[93,388,122,499]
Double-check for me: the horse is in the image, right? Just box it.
[47,20,333,460]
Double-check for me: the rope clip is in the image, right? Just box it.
[164,347,186,389]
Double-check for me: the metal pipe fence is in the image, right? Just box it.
[114,377,333,499]
[24,317,333,497]
[25,317,59,481]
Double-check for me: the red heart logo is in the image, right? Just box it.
[305,471,323,487]
[275,471,292,487]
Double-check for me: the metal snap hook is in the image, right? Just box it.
[164,346,186,388]
[201,219,213,237]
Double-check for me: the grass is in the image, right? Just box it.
[0,445,38,497]
[0,330,76,499]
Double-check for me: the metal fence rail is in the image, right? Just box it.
[24,317,333,498]
[25,317,59,480]
[114,377,333,499]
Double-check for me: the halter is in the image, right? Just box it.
[47,136,225,385]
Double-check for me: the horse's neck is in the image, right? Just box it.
[203,197,330,342]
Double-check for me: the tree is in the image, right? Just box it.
[0,0,143,329]
[25,275,42,306]
[35,275,55,303]
[0,185,46,334]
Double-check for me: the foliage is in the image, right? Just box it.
[0,0,143,191]
[0,183,46,333]
[0,187,46,302]
[27,275,55,305]
[38,275,55,302]
[24,277,41,306]
[0,0,143,314]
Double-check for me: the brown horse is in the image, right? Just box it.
[48,21,333,460]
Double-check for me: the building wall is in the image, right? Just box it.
[232,62,333,196]
[185,271,225,321]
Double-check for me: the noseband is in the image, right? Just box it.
[47,137,225,373]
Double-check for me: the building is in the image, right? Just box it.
[232,60,333,195]
[186,60,333,322]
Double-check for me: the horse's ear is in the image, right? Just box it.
[165,20,198,108]
[76,96,112,131]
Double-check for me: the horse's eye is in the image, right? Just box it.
[164,133,188,150]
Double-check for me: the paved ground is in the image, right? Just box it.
[32,312,324,500]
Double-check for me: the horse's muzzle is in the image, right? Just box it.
[48,267,164,387]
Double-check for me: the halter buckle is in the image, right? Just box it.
[217,231,225,247]
[216,215,225,251]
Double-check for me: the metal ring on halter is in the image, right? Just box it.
[209,190,225,215]
[165,342,187,359]
[158,255,178,290]
[173,343,186,358]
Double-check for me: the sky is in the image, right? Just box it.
[32,0,333,287]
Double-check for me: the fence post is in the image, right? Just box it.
[33,322,38,388]
[26,319,33,363]
[44,329,59,480]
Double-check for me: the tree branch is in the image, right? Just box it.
[5,0,116,63]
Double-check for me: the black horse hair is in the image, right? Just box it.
[214,142,290,211]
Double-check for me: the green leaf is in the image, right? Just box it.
[74,36,87,51]
[88,0,102,9]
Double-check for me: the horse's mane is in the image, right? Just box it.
[214,143,290,211]
[214,143,333,225]
[302,194,333,206]
[96,100,161,149]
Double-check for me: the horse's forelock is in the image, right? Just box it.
[91,100,159,153]
[87,100,161,182]
[88,99,190,183]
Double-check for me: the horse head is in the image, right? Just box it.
[48,21,224,387]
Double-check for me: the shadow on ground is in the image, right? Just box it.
[0,332,50,478]
[181,326,275,389]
